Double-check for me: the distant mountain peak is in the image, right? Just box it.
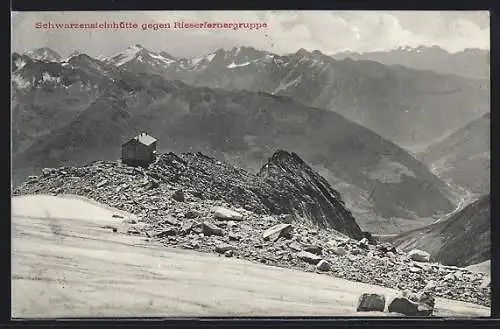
[267,149,304,166]
[24,47,62,62]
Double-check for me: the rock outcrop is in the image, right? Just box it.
[258,150,363,239]
[13,151,490,307]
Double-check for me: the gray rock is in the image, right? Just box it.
[388,297,433,316]
[213,206,244,221]
[356,293,386,312]
[297,251,322,265]
[357,238,369,249]
[263,224,293,242]
[215,243,234,254]
[163,215,179,226]
[172,189,185,202]
[408,249,430,262]
[201,222,224,236]
[316,259,331,272]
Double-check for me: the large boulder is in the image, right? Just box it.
[263,224,293,242]
[408,249,430,262]
[356,293,386,312]
[316,259,331,272]
[297,251,322,265]
[201,222,224,236]
[172,189,185,202]
[388,291,435,316]
[212,206,244,221]
[357,238,370,249]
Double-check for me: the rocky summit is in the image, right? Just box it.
[13,151,490,308]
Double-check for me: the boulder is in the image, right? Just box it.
[263,224,293,242]
[163,215,179,226]
[356,293,386,312]
[201,222,224,236]
[213,206,244,221]
[172,189,185,202]
[215,243,234,254]
[316,259,331,272]
[297,251,322,265]
[357,238,370,249]
[408,249,430,262]
[388,293,434,316]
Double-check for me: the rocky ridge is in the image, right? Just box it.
[13,152,490,308]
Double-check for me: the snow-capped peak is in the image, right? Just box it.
[105,44,179,68]
[24,47,62,62]
[106,44,148,66]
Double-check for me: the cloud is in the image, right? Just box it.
[11,11,489,58]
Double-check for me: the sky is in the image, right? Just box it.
[11,11,490,58]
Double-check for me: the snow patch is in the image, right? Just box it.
[228,61,251,68]
[109,45,144,66]
[12,73,32,89]
[189,57,203,66]
[206,53,216,62]
[42,71,61,83]
[14,57,27,70]
[149,52,175,65]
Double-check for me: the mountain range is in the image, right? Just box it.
[11,44,490,234]
[14,45,489,150]
[11,59,459,234]
[332,46,489,80]
[103,45,489,149]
